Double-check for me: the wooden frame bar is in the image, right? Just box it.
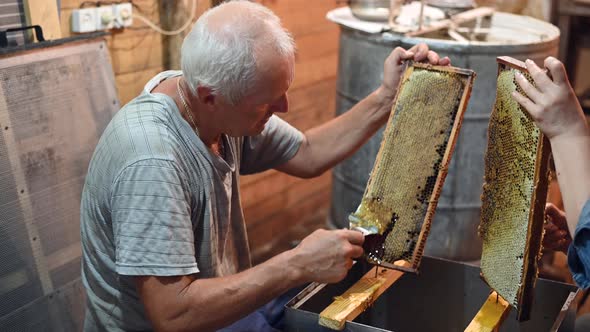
[318,263,408,330]
[465,291,511,332]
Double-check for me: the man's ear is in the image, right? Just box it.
[196,86,216,105]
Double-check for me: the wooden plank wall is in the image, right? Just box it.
[60,0,210,104]
[58,0,341,264]
[60,0,166,104]
[245,0,340,263]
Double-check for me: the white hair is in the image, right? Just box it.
[181,0,295,105]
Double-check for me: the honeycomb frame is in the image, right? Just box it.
[349,61,476,273]
[479,56,550,322]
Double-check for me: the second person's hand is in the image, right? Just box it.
[544,203,572,253]
[512,57,589,141]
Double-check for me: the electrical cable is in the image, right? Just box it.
[78,0,194,36]
[132,0,197,36]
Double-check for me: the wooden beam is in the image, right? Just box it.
[0,75,54,295]
[405,7,494,38]
[465,291,511,332]
[318,263,408,330]
[158,0,186,70]
[24,0,62,40]
[47,242,81,271]
[158,0,211,70]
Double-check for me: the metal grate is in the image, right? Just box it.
[0,38,118,331]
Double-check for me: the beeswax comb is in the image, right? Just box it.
[479,56,550,321]
[349,61,476,273]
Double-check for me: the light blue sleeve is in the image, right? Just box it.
[240,115,304,175]
[111,158,200,276]
[567,199,590,289]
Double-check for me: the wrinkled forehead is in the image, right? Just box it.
[242,53,294,105]
[257,51,294,85]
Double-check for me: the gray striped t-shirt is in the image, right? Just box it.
[80,71,303,331]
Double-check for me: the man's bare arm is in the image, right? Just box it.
[277,44,450,178]
[135,229,364,332]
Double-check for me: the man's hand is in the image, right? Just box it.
[544,203,572,253]
[278,43,453,179]
[513,57,589,141]
[135,229,363,332]
[289,229,364,284]
[377,43,451,103]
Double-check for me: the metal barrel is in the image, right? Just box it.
[329,12,559,261]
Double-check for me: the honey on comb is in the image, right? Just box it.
[479,57,550,321]
[349,62,475,271]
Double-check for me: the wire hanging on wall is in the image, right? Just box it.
[79,0,197,36]
[133,0,197,36]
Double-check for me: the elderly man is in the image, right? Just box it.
[80,1,449,331]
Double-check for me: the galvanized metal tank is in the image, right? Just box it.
[286,256,579,331]
[330,12,560,261]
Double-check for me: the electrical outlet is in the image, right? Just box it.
[71,8,97,33]
[96,5,115,30]
[71,2,133,33]
[115,3,133,28]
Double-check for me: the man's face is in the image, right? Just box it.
[219,54,294,137]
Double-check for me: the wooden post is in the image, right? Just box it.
[0,80,53,295]
[418,0,425,31]
[465,291,511,332]
[24,0,62,40]
[158,0,212,70]
[406,7,494,37]
[318,263,407,330]
[159,0,188,70]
